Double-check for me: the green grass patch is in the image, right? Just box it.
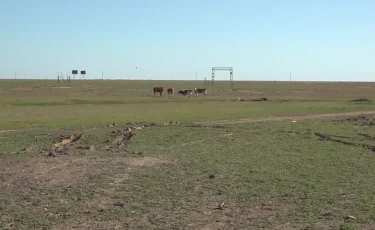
[1,116,375,229]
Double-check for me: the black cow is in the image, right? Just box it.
[178,89,193,97]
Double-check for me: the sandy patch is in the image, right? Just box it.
[0,130,15,134]
[11,87,34,92]
[1,156,100,187]
[126,156,170,167]
[51,87,72,89]
[275,90,313,93]
[237,90,265,94]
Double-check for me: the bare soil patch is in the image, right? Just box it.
[236,90,265,94]
[51,220,123,230]
[1,122,169,189]
[50,87,72,89]
[3,156,169,187]
[46,155,172,229]
[0,156,99,187]
[11,87,34,92]
[0,130,15,134]
[276,90,313,93]
[194,197,297,230]
[126,156,170,167]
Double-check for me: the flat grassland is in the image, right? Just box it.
[1,80,375,229]
[1,79,375,129]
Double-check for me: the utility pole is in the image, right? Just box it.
[102,71,104,80]
[290,72,292,83]
[14,72,16,80]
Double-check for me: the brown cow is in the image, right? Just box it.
[153,86,164,96]
[167,88,174,96]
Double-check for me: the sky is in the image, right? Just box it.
[0,0,374,81]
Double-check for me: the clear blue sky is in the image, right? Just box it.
[1,0,374,81]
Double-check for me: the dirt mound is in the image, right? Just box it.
[237,97,249,101]
[76,145,95,151]
[106,129,137,152]
[43,134,83,157]
[278,129,375,153]
[125,121,180,128]
[350,98,372,103]
[345,115,371,122]
[236,97,269,102]
[54,134,82,148]
[314,132,375,152]
[343,115,375,126]
[251,97,269,101]
[109,122,118,127]
[358,133,375,141]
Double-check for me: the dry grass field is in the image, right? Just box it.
[1,79,375,229]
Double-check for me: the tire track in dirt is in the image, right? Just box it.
[192,111,375,126]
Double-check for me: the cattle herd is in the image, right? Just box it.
[153,86,207,97]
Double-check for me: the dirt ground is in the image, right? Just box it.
[2,112,375,229]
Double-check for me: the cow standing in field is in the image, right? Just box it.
[153,86,164,96]
[178,89,193,98]
[167,88,174,97]
[194,88,207,96]
[185,89,193,97]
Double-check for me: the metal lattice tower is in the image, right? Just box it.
[211,67,234,88]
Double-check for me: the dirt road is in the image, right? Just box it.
[192,110,375,126]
